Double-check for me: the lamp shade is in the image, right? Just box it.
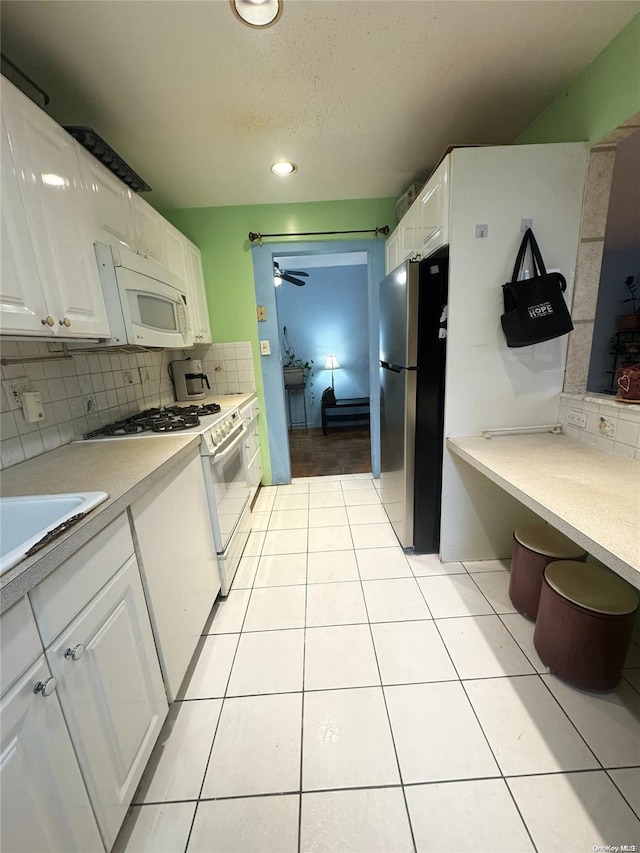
[324,355,340,371]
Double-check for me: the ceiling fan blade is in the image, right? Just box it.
[284,269,309,277]
[281,273,306,287]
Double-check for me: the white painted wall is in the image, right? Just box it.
[440,143,589,561]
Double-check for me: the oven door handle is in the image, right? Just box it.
[211,427,246,462]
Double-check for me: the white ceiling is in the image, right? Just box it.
[1,1,638,210]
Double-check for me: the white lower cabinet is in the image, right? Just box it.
[0,602,103,853]
[28,513,168,851]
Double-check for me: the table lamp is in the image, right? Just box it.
[324,354,341,391]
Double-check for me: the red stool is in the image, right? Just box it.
[508,525,587,619]
[534,560,638,691]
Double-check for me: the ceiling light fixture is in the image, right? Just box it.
[271,161,297,176]
[231,0,282,28]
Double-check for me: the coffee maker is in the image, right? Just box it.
[169,358,210,402]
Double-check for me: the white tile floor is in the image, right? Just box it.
[115,474,640,853]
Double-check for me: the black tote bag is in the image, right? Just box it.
[501,229,573,348]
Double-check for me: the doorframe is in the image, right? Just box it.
[251,238,385,484]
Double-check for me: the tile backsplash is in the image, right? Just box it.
[560,392,640,459]
[0,340,255,469]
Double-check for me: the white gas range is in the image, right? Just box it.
[82,399,253,594]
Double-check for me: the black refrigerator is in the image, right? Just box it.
[379,252,448,553]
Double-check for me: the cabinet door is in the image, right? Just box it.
[184,239,212,343]
[78,146,134,247]
[385,226,401,274]
[399,202,420,261]
[416,157,450,258]
[162,221,189,283]
[0,108,52,336]
[46,557,168,850]
[0,655,104,853]
[130,194,165,263]
[2,81,110,338]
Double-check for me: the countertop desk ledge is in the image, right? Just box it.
[0,436,199,614]
[447,433,640,591]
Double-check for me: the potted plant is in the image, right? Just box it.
[618,275,640,331]
[282,326,313,387]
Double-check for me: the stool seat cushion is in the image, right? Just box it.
[544,560,638,616]
[514,524,586,559]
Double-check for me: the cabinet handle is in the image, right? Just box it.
[34,677,57,697]
[64,643,84,662]
[41,316,55,327]
[59,317,71,327]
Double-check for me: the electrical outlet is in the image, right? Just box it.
[4,378,30,410]
[567,410,586,428]
[122,370,134,385]
[85,396,97,414]
[139,367,151,384]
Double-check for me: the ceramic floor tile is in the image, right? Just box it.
[463,558,511,573]
[347,504,388,525]
[308,525,353,553]
[405,779,534,853]
[385,682,499,783]
[341,479,378,491]
[437,615,535,679]
[273,492,309,511]
[406,552,466,576]
[243,585,306,631]
[308,506,349,528]
[372,620,457,684]
[465,676,599,776]
[253,488,276,512]
[307,550,359,584]
[304,624,380,690]
[609,767,640,817]
[187,796,299,853]
[470,570,517,614]
[350,522,399,549]
[267,508,309,530]
[261,528,308,556]
[227,628,304,695]
[134,699,222,803]
[300,788,414,853]
[355,546,412,580]
[308,478,343,493]
[114,802,197,853]
[253,553,307,587]
[508,771,640,852]
[201,693,302,798]
[302,687,400,791]
[309,491,345,508]
[206,588,251,634]
[306,581,368,626]
[362,578,431,622]
[242,530,266,557]
[277,482,310,494]
[342,489,382,506]
[542,675,640,768]
[232,555,260,589]
[251,511,271,531]
[499,613,546,672]
[178,633,239,699]
[417,574,493,618]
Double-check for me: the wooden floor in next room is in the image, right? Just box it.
[288,428,371,478]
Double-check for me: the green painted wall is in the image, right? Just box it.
[164,197,397,481]
[516,14,640,145]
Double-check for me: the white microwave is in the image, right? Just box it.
[95,243,191,348]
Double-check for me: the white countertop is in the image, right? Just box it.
[447,433,640,590]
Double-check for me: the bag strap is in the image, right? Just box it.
[510,228,548,284]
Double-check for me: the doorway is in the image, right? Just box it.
[251,239,386,484]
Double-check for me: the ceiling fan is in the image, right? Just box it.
[273,261,309,287]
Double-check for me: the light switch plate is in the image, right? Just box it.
[260,340,271,355]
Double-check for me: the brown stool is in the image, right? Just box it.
[508,525,587,619]
[534,560,638,691]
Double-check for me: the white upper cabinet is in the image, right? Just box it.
[1,80,110,338]
[77,146,134,248]
[385,225,401,273]
[415,157,450,259]
[162,220,189,284]
[130,193,165,264]
[184,238,212,343]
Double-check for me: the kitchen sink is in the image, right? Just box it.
[0,492,109,576]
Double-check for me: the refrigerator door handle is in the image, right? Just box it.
[380,360,404,373]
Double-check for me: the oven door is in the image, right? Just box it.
[202,426,251,554]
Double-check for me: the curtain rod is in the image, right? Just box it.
[248,226,389,246]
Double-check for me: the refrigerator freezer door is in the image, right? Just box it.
[379,261,419,369]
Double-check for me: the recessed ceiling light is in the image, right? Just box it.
[231,0,282,28]
[271,161,297,176]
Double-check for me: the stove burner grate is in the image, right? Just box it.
[84,402,221,439]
